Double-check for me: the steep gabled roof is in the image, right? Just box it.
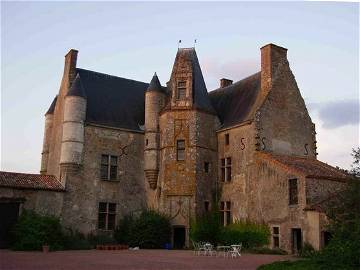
[76,68,149,131]
[174,48,215,113]
[45,95,58,115]
[209,72,261,128]
[0,171,64,191]
[258,152,348,181]
[67,74,87,98]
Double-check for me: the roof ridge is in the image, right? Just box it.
[209,71,261,94]
[76,68,148,85]
[0,170,56,177]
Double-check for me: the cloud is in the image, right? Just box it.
[308,99,359,129]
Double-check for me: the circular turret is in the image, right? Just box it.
[60,74,87,168]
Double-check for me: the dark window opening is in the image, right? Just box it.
[204,162,210,173]
[145,139,149,146]
[98,202,116,230]
[272,226,280,248]
[177,81,186,100]
[176,140,185,161]
[225,134,229,145]
[101,155,118,180]
[289,179,298,205]
[220,201,231,226]
[291,228,302,254]
[204,201,210,212]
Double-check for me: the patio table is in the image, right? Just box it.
[216,246,231,257]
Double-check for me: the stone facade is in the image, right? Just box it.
[0,43,347,253]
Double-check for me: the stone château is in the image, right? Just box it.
[0,44,347,252]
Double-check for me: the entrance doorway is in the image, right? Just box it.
[173,226,185,249]
[0,202,20,248]
[291,228,302,254]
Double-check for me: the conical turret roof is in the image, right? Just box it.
[45,95,58,115]
[67,74,87,98]
[146,72,165,93]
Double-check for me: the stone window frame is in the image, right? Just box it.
[176,139,185,161]
[98,202,116,231]
[220,201,231,226]
[272,225,280,249]
[100,154,118,181]
[176,80,187,100]
[289,178,298,205]
[220,157,232,182]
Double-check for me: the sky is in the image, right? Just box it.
[1,1,359,173]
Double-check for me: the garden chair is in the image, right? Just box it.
[204,243,217,256]
[229,244,242,258]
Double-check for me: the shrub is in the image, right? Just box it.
[299,242,317,258]
[87,232,116,247]
[11,210,64,251]
[248,247,287,255]
[221,220,270,249]
[190,210,223,246]
[63,229,92,250]
[115,210,171,249]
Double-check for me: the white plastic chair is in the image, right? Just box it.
[229,244,242,258]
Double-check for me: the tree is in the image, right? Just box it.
[350,147,360,178]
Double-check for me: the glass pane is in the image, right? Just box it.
[177,149,185,161]
[108,203,116,213]
[226,201,231,210]
[226,157,231,165]
[98,213,106,229]
[110,156,117,165]
[101,155,109,164]
[99,202,107,212]
[220,201,225,210]
[110,166,117,180]
[100,165,108,180]
[177,88,186,100]
[221,168,225,182]
[226,167,232,181]
[221,159,225,166]
[108,214,116,230]
[273,227,279,235]
[226,211,231,225]
[177,140,185,149]
[178,81,186,88]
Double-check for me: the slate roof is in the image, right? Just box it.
[67,74,87,98]
[209,72,261,128]
[0,171,64,191]
[147,73,166,93]
[76,68,149,131]
[259,152,348,181]
[45,95,58,115]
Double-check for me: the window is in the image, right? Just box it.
[272,226,280,248]
[289,179,298,205]
[176,140,185,161]
[225,133,229,145]
[204,201,210,212]
[177,81,186,100]
[220,157,232,182]
[145,139,149,146]
[98,202,116,230]
[204,162,210,173]
[101,155,118,180]
[220,201,231,226]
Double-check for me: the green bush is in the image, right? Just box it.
[221,220,270,249]
[299,242,317,258]
[248,247,287,255]
[87,233,116,247]
[63,229,92,250]
[190,210,223,246]
[115,210,171,249]
[11,210,64,251]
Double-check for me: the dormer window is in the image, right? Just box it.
[177,81,186,100]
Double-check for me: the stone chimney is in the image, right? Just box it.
[260,43,288,92]
[220,78,233,88]
[60,49,78,96]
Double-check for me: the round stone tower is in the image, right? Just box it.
[60,74,87,171]
[144,73,166,189]
[40,96,58,174]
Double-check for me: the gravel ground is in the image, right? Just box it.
[0,249,293,270]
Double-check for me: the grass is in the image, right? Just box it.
[257,259,356,270]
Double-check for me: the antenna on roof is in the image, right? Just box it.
[178,40,182,49]
[194,39,197,48]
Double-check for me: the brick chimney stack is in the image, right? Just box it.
[260,43,288,92]
[220,78,233,88]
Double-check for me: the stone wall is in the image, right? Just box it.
[0,188,63,217]
[305,178,345,205]
[61,124,145,234]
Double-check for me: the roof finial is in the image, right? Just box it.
[178,39,182,49]
[194,39,197,48]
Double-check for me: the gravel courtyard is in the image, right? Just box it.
[0,249,293,270]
